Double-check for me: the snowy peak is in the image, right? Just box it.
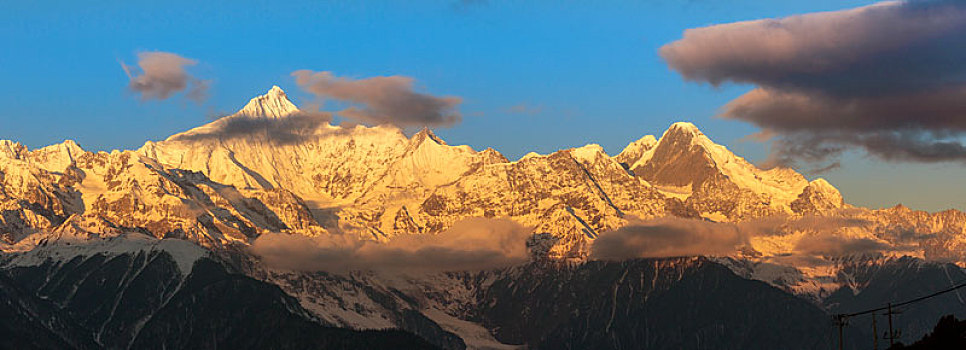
[630,122,809,213]
[657,122,717,153]
[631,122,722,187]
[809,178,838,195]
[0,140,27,159]
[234,85,300,119]
[615,135,657,167]
[665,121,702,136]
[159,86,305,143]
[380,127,486,189]
[791,178,844,213]
[30,140,86,172]
[478,147,510,164]
[410,127,447,146]
[570,144,607,164]
[0,139,86,173]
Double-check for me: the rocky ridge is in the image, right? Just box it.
[4,87,966,262]
[3,86,966,348]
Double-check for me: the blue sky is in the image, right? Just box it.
[1,0,963,211]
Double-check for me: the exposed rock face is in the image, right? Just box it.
[628,122,809,220]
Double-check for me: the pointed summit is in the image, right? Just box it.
[629,122,809,210]
[667,121,701,134]
[411,127,447,146]
[615,134,657,167]
[235,85,300,119]
[632,122,720,187]
[660,122,710,145]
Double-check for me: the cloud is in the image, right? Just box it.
[659,0,966,167]
[252,214,922,271]
[251,217,531,272]
[749,214,921,259]
[120,51,209,102]
[590,217,748,260]
[169,111,339,144]
[741,214,869,237]
[505,103,543,116]
[793,235,892,256]
[292,70,462,128]
[590,215,884,260]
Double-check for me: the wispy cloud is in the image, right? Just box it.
[793,235,892,256]
[120,51,209,103]
[254,213,928,271]
[504,103,543,116]
[251,217,531,272]
[590,215,902,260]
[590,217,747,260]
[292,70,462,128]
[168,111,338,144]
[660,0,966,168]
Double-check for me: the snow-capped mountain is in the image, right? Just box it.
[234,85,300,119]
[3,86,966,349]
[4,85,966,276]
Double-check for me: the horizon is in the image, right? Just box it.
[2,1,965,211]
[5,83,961,213]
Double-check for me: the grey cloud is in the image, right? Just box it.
[660,1,966,96]
[590,217,747,260]
[505,103,543,116]
[590,215,880,260]
[187,79,210,103]
[793,235,892,256]
[749,215,911,257]
[121,51,209,102]
[739,215,869,237]
[764,128,966,167]
[250,217,531,272]
[292,70,462,128]
[169,111,338,144]
[660,0,966,167]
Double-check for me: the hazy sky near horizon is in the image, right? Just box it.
[1,0,964,212]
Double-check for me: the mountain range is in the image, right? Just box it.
[2,87,966,349]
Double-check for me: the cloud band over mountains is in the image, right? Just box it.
[590,215,905,261]
[660,0,966,167]
[169,111,337,144]
[252,217,530,272]
[293,70,463,128]
[121,51,209,103]
[253,213,912,273]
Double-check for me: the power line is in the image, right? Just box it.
[832,277,966,349]
[839,278,966,318]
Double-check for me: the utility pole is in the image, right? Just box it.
[871,312,878,350]
[887,303,894,347]
[830,278,966,350]
[884,303,903,347]
[834,314,847,350]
